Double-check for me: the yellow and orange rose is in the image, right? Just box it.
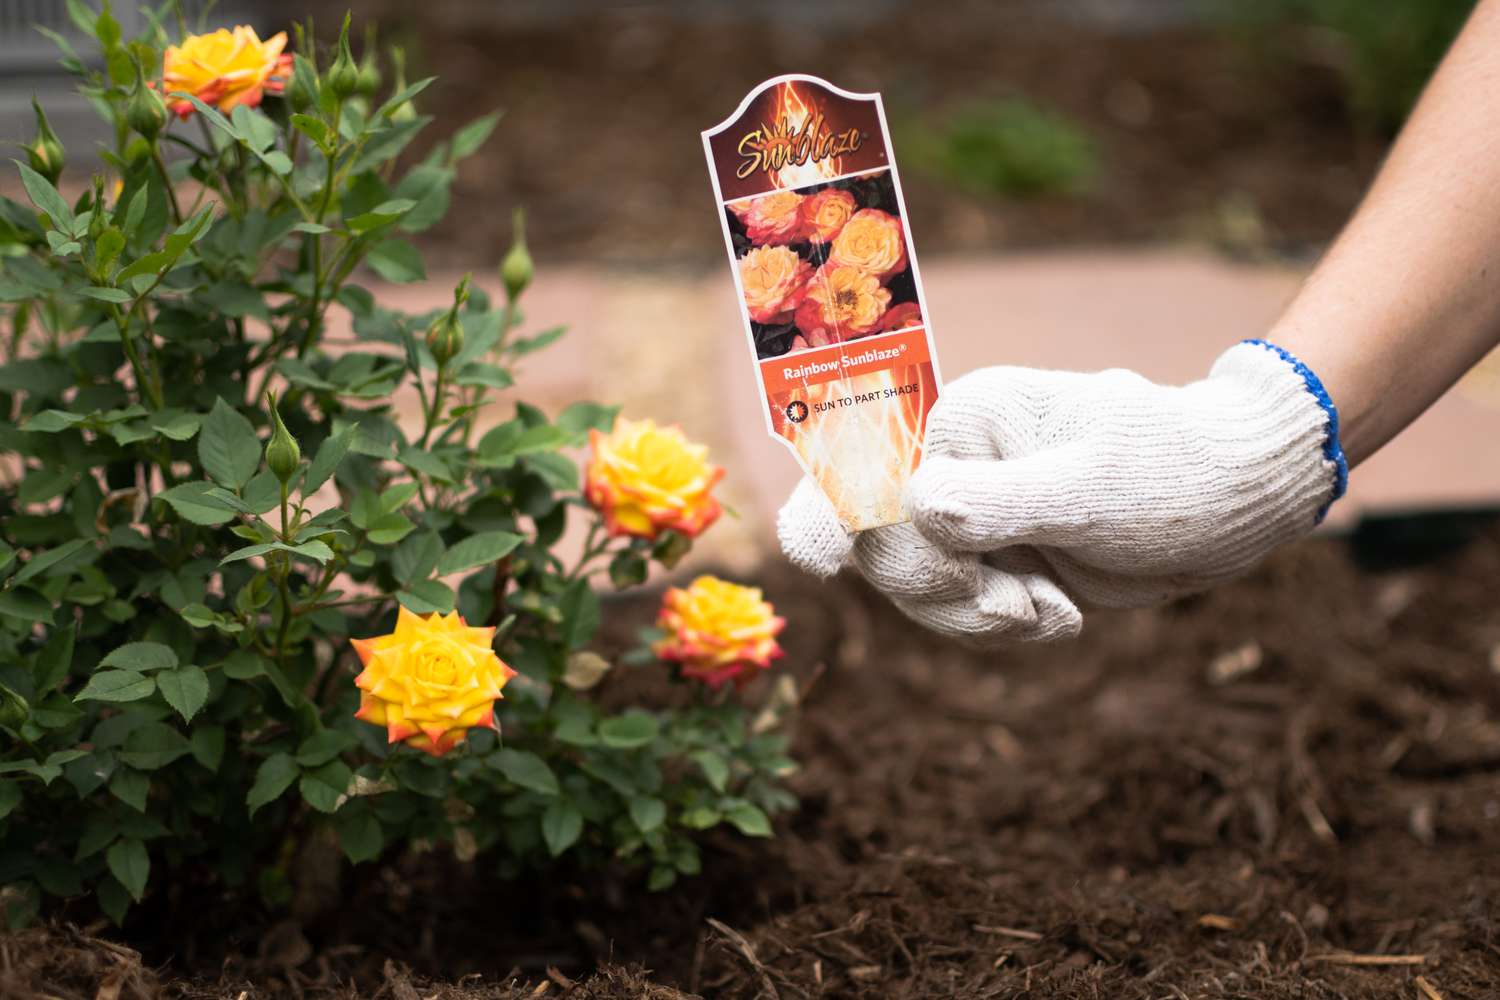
[653,575,785,689]
[827,207,907,280]
[739,245,812,324]
[351,608,516,757]
[798,187,857,244]
[730,190,804,245]
[794,265,892,340]
[162,26,293,119]
[584,418,724,540]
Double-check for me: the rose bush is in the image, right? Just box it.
[0,7,797,926]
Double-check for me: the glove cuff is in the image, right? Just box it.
[1236,339,1349,522]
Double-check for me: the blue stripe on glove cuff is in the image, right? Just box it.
[1241,338,1349,522]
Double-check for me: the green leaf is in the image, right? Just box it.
[14,160,74,228]
[74,670,154,703]
[598,713,659,750]
[347,199,416,234]
[560,578,601,649]
[725,803,772,838]
[33,625,75,695]
[450,111,503,160]
[647,866,676,891]
[108,767,150,812]
[691,750,730,794]
[556,401,620,435]
[454,361,513,390]
[198,398,261,489]
[115,250,175,284]
[120,722,190,770]
[100,641,177,672]
[435,531,523,577]
[21,409,85,433]
[365,238,425,283]
[335,805,383,863]
[304,427,353,493]
[13,539,90,587]
[221,650,268,680]
[296,729,357,768]
[629,795,666,833]
[396,579,455,615]
[391,531,444,585]
[156,666,209,722]
[190,726,225,771]
[105,838,149,902]
[0,780,21,821]
[397,446,453,483]
[493,749,559,796]
[375,76,436,120]
[0,588,53,625]
[80,286,132,304]
[247,753,298,816]
[289,114,331,148]
[365,511,415,545]
[300,760,352,813]
[157,481,237,526]
[541,799,583,856]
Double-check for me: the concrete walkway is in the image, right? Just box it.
[359,249,1500,568]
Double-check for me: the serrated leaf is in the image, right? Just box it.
[560,578,600,649]
[73,670,154,703]
[105,838,149,901]
[100,641,177,672]
[725,803,772,837]
[80,286,132,303]
[391,531,443,585]
[300,760,352,813]
[335,806,383,863]
[541,799,583,856]
[365,238,425,283]
[12,539,90,586]
[450,110,502,160]
[597,713,658,749]
[691,750,730,794]
[304,427,352,493]
[33,624,75,694]
[629,795,666,833]
[14,160,73,228]
[120,722,189,770]
[396,579,455,615]
[0,588,54,624]
[435,531,522,576]
[296,729,357,767]
[246,753,298,816]
[157,481,237,525]
[156,665,209,722]
[198,398,260,489]
[493,748,559,796]
[108,767,149,812]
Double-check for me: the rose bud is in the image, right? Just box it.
[326,16,360,100]
[126,64,168,141]
[263,390,302,484]
[501,208,534,303]
[653,575,785,690]
[352,608,517,757]
[427,273,470,367]
[26,97,65,185]
[584,418,723,540]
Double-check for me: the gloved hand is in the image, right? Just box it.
[777,340,1347,646]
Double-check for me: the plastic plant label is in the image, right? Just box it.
[703,74,942,531]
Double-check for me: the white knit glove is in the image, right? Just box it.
[777,340,1347,646]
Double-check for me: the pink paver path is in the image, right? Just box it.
[368,250,1500,567]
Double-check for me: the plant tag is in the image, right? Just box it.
[704,74,942,531]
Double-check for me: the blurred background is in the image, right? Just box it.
[4,0,1496,563]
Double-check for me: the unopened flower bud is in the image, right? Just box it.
[126,74,168,141]
[500,208,533,303]
[26,97,65,185]
[264,390,302,484]
[387,47,416,123]
[327,16,359,100]
[426,274,470,367]
[355,25,381,97]
[288,55,318,114]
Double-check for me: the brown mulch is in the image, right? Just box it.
[8,517,1500,997]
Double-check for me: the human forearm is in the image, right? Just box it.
[1269,0,1500,466]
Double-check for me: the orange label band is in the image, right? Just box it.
[703,75,943,531]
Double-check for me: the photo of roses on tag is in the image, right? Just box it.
[728,170,924,360]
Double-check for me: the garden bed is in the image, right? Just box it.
[10,519,1500,998]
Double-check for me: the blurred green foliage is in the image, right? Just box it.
[1226,0,1476,134]
[901,98,1099,200]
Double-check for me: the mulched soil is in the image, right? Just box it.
[9,518,1500,998]
[291,0,1387,266]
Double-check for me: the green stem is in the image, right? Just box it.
[418,366,446,450]
[297,108,343,358]
[151,148,183,224]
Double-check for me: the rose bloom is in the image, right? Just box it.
[352,608,516,757]
[162,26,293,119]
[828,208,908,280]
[739,245,812,324]
[798,187,857,244]
[794,265,892,341]
[653,575,785,689]
[878,301,923,333]
[729,190,804,245]
[585,418,724,540]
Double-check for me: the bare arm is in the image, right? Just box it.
[1271,0,1500,466]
